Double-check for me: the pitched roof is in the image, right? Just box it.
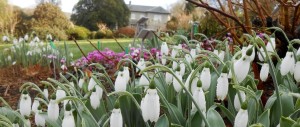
[127,4,170,14]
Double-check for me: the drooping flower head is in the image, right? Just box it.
[19,90,32,117]
[141,81,160,122]
[110,100,123,127]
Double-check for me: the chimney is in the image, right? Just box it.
[129,1,131,5]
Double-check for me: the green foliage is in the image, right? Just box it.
[66,26,91,40]
[96,29,113,39]
[198,13,225,37]
[71,0,130,31]
[31,3,70,40]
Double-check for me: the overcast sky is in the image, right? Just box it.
[8,0,180,13]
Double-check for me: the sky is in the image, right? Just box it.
[8,0,180,13]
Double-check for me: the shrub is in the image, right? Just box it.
[66,26,91,40]
[115,27,135,38]
[89,31,97,39]
[32,26,68,40]
[95,29,114,39]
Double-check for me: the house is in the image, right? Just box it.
[127,3,170,31]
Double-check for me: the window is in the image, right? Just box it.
[131,14,136,19]
[154,15,162,21]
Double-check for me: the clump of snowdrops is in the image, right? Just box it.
[0,33,73,68]
[2,27,300,127]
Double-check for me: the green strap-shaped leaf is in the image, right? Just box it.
[155,114,169,127]
[257,109,270,127]
[207,107,226,127]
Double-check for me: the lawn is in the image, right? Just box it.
[0,38,134,60]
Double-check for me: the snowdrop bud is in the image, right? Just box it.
[90,88,101,109]
[234,91,246,111]
[115,71,127,92]
[216,73,229,101]
[172,61,178,70]
[24,34,29,41]
[35,106,45,127]
[260,63,269,82]
[173,70,183,92]
[110,101,123,127]
[179,61,185,76]
[48,94,59,121]
[43,87,48,99]
[190,49,196,59]
[234,102,248,127]
[165,71,173,85]
[62,103,75,127]
[161,42,169,56]
[185,54,192,64]
[294,61,300,82]
[192,80,206,113]
[201,66,211,91]
[280,51,295,76]
[78,78,84,88]
[141,82,160,122]
[123,67,130,83]
[88,77,97,91]
[234,56,250,83]
[32,99,40,113]
[56,88,66,101]
[137,58,146,72]
[19,90,32,117]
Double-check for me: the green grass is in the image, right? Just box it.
[0,38,133,60]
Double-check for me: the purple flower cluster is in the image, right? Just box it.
[75,47,160,68]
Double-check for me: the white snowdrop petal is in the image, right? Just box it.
[192,87,206,113]
[48,99,59,121]
[260,63,269,82]
[173,71,183,92]
[234,109,248,127]
[234,56,250,83]
[110,108,123,127]
[124,67,130,83]
[35,110,45,127]
[20,94,32,117]
[216,73,229,101]
[161,42,169,56]
[165,72,173,85]
[139,74,150,87]
[201,68,211,91]
[179,62,185,76]
[115,72,127,92]
[294,62,300,82]
[90,92,100,109]
[32,100,40,113]
[56,89,66,101]
[88,77,97,91]
[62,111,75,127]
[234,91,246,111]
[141,89,160,122]
[280,52,295,76]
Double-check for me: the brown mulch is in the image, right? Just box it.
[0,65,52,109]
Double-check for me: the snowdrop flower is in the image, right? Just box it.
[161,42,169,55]
[165,70,173,85]
[43,86,49,99]
[216,66,229,101]
[185,54,192,64]
[234,91,246,111]
[115,71,127,92]
[7,55,11,61]
[70,52,74,58]
[90,88,101,109]
[294,60,300,82]
[61,64,67,71]
[35,106,45,127]
[196,43,201,53]
[192,80,206,113]
[201,65,211,91]
[234,103,248,127]
[280,51,295,76]
[56,87,66,100]
[185,70,199,94]
[62,103,75,127]
[179,61,185,76]
[190,49,196,59]
[297,47,300,56]
[78,78,85,88]
[110,101,123,127]
[19,37,24,43]
[19,90,32,117]
[124,66,130,83]
[33,36,40,42]
[141,82,160,122]
[214,50,225,62]
[46,34,52,40]
[266,37,276,52]
[26,51,33,56]
[2,36,9,42]
[13,39,18,45]
[161,55,167,65]
[185,70,194,91]
[48,94,59,121]
[136,58,146,72]
[173,69,183,92]
[88,77,97,91]
[234,49,252,83]
[242,45,255,61]
[24,34,29,41]
[172,61,178,70]
[32,99,40,113]
[171,44,182,58]
[257,47,266,62]
[260,63,269,82]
